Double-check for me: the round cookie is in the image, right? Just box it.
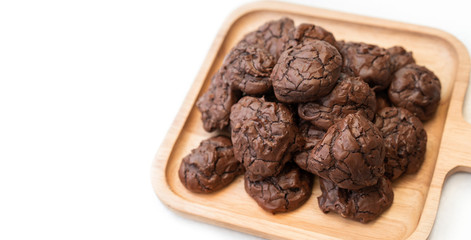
[387,46,415,73]
[388,63,441,121]
[271,40,342,103]
[317,176,394,223]
[223,41,275,95]
[230,96,298,181]
[375,107,427,180]
[297,112,385,190]
[178,136,244,193]
[196,69,241,132]
[293,23,337,48]
[242,17,296,60]
[298,76,376,131]
[340,41,392,91]
[245,163,313,214]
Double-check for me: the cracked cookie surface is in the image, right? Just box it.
[178,136,244,193]
[271,40,342,103]
[241,18,296,61]
[388,63,441,121]
[318,176,394,223]
[223,41,275,95]
[387,46,415,73]
[292,23,337,48]
[245,163,313,214]
[196,69,241,132]
[230,96,298,181]
[298,112,385,190]
[298,75,376,131]
[340,41,392,91]
[375,107,427,180]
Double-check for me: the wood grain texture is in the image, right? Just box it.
[151,2,471,239]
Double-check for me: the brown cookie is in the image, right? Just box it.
[336,40,346,51]
[340,41,392,91]
[245,163,313,214]
[196,69,241,132]
[230,96,298,181]
[375,107,427,180]
[318,176,394,223]
[178,136,243,193]
[271,40,342,103]
[242,18,296,60]
[388,63,441,121]
[298,75,376,131]
[293,23,337,48]
[387,46,415,73]
[297,112,385,190]
[223,41,275,95]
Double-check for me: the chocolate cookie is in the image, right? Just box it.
[245,163,313,214]
[336,40,346,50]
[298,112,385,190]
[242,18,296,60]
[230,96,298,181]
[293,23,337,48]
[375,107,427,180]
[223,41,275,95]
[178,136,243,193]
[318,176,394,223]
[271,40,342,103]
[387,46,415,73]
[298,76,376,131]
[196,69,241,132]
[340,41,392,90]
[388,63,441,121]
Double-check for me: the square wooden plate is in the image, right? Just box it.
[151,2,471,239]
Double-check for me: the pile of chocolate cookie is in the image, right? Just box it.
[178,18,441,223]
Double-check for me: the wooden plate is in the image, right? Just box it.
[151,2,471,239]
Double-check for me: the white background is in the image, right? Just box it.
[1,0,471,239]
